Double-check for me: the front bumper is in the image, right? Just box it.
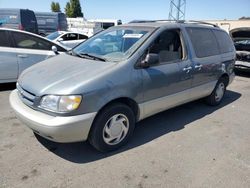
[9,90,97,143]
[235,60,250,71]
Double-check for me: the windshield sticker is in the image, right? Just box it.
[123,34,143,38]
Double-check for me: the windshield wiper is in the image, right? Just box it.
[78,53,107,62]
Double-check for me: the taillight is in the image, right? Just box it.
[18,24,24,30]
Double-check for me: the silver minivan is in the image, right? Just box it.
[10,21,236,152]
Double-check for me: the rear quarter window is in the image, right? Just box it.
[213,30,234,53]
[186,27,219,58]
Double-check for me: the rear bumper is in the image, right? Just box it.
[9,90,97,143]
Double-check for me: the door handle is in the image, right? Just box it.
[183,66,192,73]
[18,54,28,58]
[194,64,203,70]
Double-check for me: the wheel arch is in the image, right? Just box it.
[96,97,140,122]
[220,73,230,86]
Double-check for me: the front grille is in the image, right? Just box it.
[236,53,250,62]
[17,84,36,107]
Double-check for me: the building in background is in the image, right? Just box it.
[204,20,250,33]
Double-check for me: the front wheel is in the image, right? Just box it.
[88,103,135,152]
[205,78,227,106]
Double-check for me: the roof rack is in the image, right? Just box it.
[129,19,219,28]
[180,20,219,28]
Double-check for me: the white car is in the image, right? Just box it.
[46,31,88,48]
[0,28,68,84]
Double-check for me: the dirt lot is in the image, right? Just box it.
[0,73,250,188]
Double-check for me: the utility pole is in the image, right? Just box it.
[169,0,186,21]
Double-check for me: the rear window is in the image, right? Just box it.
[213,30,234,53]
[36,15,57,27]
[0,30,10,47]
[186,27,219,58]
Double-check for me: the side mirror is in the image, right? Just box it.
[51,46,59,55]
[57,38,63,42]
[140,53,159,68]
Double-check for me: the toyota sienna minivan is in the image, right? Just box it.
[10,21,236,152]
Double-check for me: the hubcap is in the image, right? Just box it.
[215,82,225,102]
[103,114,129,145]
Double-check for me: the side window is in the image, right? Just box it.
[0,31,11,47]
[79,34,88,40]
[62,33,78,41]
[12,32,52,50]
[148,29,184,63]
[186,27,219,58]
[102,22,115,29]
[213,30,234,53]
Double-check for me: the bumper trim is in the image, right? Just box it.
[9,90,97,143]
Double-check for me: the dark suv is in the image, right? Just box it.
[0,8,38,34]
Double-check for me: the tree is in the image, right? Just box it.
[239,16,250,20]
[64,0,83,18]
[51,1,61,12]
[65,2,73,17]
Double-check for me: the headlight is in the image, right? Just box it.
[39,95,82,113]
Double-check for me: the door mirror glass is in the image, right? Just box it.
[140,53,159,68]
[57,38,63,42]
[52,46,59,55]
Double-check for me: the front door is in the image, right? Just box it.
[0,30,18,82]
[11,31,56,76]
[140,29,193,119]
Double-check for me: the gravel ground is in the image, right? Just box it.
[0,73,250,188]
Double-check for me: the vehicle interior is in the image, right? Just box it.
[149,29,184,63]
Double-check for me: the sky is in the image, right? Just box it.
[0,0,249,23]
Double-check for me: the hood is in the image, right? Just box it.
[18,53,115,96]
[230,27,250,52]
[230,27,250,41]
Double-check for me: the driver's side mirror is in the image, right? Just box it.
[51,46,59,55]
[140,53,159,68]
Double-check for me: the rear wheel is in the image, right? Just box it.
[88,103,135,152]
[205,78,227,106]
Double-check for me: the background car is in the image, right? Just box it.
[230,27,250,72]
[35,12,68,36]
[46,31,88,48]
[0,28,68,84]
[0,8,38,34]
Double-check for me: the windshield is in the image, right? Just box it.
[46,31,61,40]
[73,27,153,62]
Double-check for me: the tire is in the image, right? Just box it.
[205,78,227,106]
[88,103,135,152]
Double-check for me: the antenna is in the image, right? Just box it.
[168,0,186,21]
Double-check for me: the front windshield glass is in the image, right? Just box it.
[46,31,61,40]
[73,27,153,62]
